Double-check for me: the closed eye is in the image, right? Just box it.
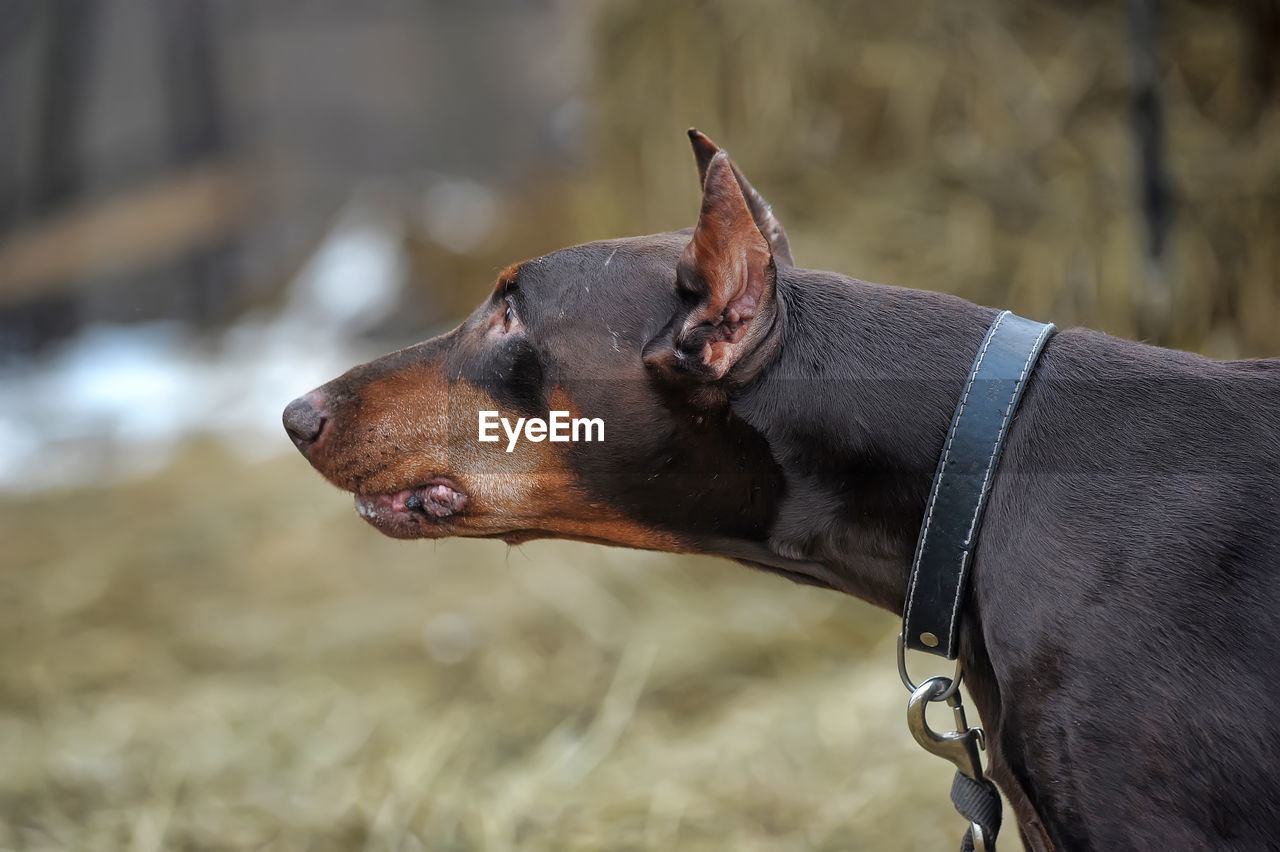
[490,270,522,337]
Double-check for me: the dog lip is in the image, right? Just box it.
[353,478,469,537]
[399,481,468,517]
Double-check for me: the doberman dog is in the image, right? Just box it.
[284,129,1280,850]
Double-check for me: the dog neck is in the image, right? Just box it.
[733,268,1058,847]
[734,267,997,610]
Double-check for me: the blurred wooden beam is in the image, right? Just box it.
[0,163,254,305]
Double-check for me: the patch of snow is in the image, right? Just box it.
[0,195,410,493]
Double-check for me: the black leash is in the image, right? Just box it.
[953,772,1003,852]
[897,311,1056,851]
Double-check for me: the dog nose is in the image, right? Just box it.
[283,393,327,454]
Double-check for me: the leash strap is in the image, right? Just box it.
[902,311,1056,659]
[953,771,1003,851]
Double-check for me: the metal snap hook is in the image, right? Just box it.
[906,675,986,782]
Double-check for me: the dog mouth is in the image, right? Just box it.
[354,479,469,538]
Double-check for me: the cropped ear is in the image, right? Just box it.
[687,128,794,267]
[643,150,778,383]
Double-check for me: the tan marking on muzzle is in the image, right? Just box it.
[308,365,681,552]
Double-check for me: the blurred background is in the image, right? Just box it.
[2,0,1277,848]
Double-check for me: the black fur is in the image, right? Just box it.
[509,239,1280,849]
[289,193,1280,852]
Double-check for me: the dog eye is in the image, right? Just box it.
[502,302,516,331]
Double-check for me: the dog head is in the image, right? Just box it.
[284,130,798,559]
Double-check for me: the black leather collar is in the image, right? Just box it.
[902,311,1057,659]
